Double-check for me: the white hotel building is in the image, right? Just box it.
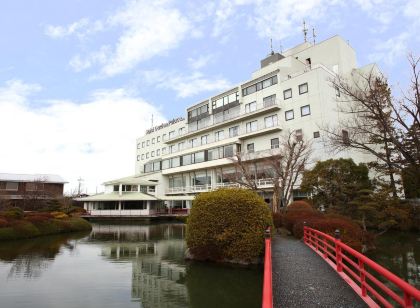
[81,35,376,216]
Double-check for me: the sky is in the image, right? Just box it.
[0,0,419,194]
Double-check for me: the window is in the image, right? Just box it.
[169,145,175,153]
[182,154,192,166]
[141,154,144,160]
[137,143,141,149]
[301,105,311,117]
[271,138,279,149]
[142,142,145,148]
[190,138,199,147]
[151,151,155,157]
[264,115,278,128]
[215,130,224,141]
[263,94,276,107]
[157,136,161,143]
[295,129,303,142]
[146,140,150,146]
[26,182,43,191]
[113,185,119,192]
[208,148,221,160]
[211,92,239,110]
[162,133,167,141]
[178,142,184,151]
[162,147,167,155]
[171,157,180,168]
[156,149,160,156]
[242,75,278,96]
[246,120,258,133]
[224,145,234,157]
[153,161,161,171]
[194,151,205,163]
[299,83,308,94]
[137,155,140,161]
[283,88,292,100]
[245,101,257,113]
[179,127,185,135]
[247,143,254,153]
[152,138,155,144]
[162,159,170,170]
[229,126,239,137]
[342,130,350,144]
[313,131,320,138]
[201,135,208,145]
[285,109,294,121]
[169,131,175,139]
[146,153,149,159]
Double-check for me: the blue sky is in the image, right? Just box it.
[0,0,419,193]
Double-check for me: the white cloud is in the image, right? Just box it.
[368,32,411,66]
[142,70,231,98]
[45,18,104,39]
[0,80,165,194]
[187,54,214,70]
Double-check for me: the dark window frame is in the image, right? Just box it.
[299,83,308,95]
[285,109,294,121]
[300,105,311,117]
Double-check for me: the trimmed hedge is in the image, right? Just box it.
[186,188,273,263]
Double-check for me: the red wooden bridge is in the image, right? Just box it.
[262,227,420,308]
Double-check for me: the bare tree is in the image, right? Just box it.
[229,130,312,212]
[323,55,420,197]
[265,131,312,212]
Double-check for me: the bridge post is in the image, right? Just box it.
[303,223,307,244]
[334,229,343,272]
[358,259,367,297]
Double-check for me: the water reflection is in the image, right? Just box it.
[367,231,420,288]
[0,231,89,279]
[0,223,262,308]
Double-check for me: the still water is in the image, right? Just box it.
[0,223,262,308]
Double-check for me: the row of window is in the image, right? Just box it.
[283,82,308,100]
[242,75,278,96]
[0,182,44,191]
[188,104,209,119]
[138,127,187,149]
[212,91,239,109]
[285,105,311,121]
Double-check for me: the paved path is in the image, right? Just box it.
[272,234,367,308]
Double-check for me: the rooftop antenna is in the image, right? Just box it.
[151,114,154,128]
[270,38,274,55]
[312,27,316,45]
[303,20,308,43]
[279,41,283,53]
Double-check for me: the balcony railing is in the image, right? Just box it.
[166,179,274,194]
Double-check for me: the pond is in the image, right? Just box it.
[0,223,262,308]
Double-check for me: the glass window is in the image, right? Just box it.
[169,131,175,138]
[245,102,257,113]
[301,105,311,116]
[263,95,276,107]
[194,151,205,163]
[137,155,140,161]
[224,145,234,157]
[169,145,175,153]
[152,138,155,144]
[247,143,254,153]
[264,115,278,128]
[208,148,219,160]
[113,185,119,192]
[342,130,350,144]
[142,142,145,147]
[153,161,160,171]
[157,136,161,143]
[162,159,170,170]
[144,163,153,173]
[201,135,208,145]
[182,154,192,166]
[146,153,149,159]
[151,151,155,157]
[162,133,167,141]
[285,110,294,121]
[271,138,279,149]
[171,157,180,168]
[137,143,141,149]
[215,130,224,141]
[262,78,272,88]
[228,92,237,103]
[190,138,199,147]
[178,142,184,151]
[299,83,308,94]
[229,126,239,137]
[4,182,18,191]
[295,129,303,141]
[246,121,258,133]
[162,147,166,155]
[156,149,160,156]
[313,131,320,138]
[179,127,185,135]
[141,154,144,160]
[283,88,292,100]
[146,140,150,146]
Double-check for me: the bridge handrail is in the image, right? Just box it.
[262,227,273,308]
[304,226,420,307]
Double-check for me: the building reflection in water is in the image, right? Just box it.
[90,223,189,308]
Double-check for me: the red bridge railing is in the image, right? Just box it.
[304,226,420,307]
[262,227,273,308]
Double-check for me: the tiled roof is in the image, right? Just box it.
[0,173,67,184]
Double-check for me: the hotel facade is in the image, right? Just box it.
[81,35,376,216]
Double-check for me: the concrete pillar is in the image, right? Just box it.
[118,201,122,211]
[119,183,122,196]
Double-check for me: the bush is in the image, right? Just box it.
[50,211,68,219]
[186,188,273,263]
[287,200,314,212]
[2,207,24,219]
[0,218,9,228]
[284,201,319,232]
[273,212,284,228]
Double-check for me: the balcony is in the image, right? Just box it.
[166,179,274,194]
[165,99,280,143]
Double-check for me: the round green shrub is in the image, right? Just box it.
[186,188,273,263]
[2,207,24,219]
